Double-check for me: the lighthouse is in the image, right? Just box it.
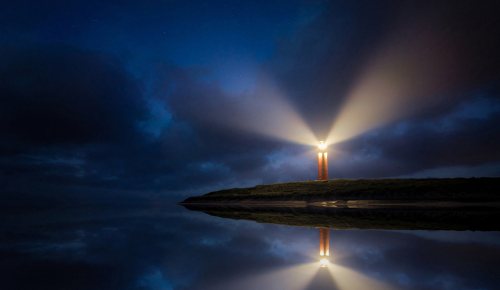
[317,141,328,181]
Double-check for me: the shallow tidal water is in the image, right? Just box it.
[2,203,500,290]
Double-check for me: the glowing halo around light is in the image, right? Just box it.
[317,141,327,151]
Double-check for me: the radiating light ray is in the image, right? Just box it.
[235,76,318,145]
[209,262,319,290]
[326,24,459,145]
[184,69,318,146]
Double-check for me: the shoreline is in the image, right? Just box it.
[181,199,500,209]
[181,177,500,206]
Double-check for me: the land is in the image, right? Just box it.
[181,178,500,230]
[181,178,500,204]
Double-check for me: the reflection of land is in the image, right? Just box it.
[182,204,500,231]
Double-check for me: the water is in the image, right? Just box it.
[2,203,500,290]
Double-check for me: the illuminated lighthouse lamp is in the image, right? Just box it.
[317,141,328,181]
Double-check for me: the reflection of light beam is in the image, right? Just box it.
[319,258,329,268]
[328,263,397,290]
[210,262,319,290]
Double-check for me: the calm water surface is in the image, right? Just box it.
[2,203,500,290]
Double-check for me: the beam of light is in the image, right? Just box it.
[208,262,320,290]
[189,68,318,146]
[326,24,459,145]
[234,76,318,146]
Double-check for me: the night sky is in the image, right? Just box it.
[2,0,500,200]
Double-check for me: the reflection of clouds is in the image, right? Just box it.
[137,269,173,290]
[20,240,86,254]
[211,262,320,290]
[1,206,500,290]
[402,230,500,246]
[333,230,500,290]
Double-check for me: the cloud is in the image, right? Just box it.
[0,44,157,195]
[0,44,293,196]
[0,44,147,149]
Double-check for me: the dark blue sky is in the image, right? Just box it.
[1,0,500,199]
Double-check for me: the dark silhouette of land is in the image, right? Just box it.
[182,203,500,230]
[182,178,500,204]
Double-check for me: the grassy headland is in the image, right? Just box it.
[182,178,500,204]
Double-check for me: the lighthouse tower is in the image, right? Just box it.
[317,141,328,181]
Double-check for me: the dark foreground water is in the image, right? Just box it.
[2,203,500,290]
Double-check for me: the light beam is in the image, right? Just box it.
[194,71,318,146]
[326,22,459,145]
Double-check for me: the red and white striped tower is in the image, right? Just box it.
[317,141,328,181]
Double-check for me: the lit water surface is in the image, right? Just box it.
[2,203,500,290]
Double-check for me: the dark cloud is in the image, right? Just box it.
[0,44,147,149]
[0,44,286,196]
[0,44,165,196]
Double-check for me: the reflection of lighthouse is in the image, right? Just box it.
[319,227,330,267]
[317,141,328,181]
